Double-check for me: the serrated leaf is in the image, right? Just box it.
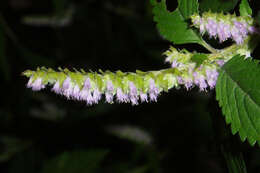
[239,0,252,16]
[200,0,239,12]
[150,0,203,45]
[216,55,260,146]
[191,53,208,68]
[41,150,109,173]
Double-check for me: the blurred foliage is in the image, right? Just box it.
[41,150,109,173]
[0,0,260,173]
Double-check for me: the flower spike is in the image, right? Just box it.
[191,12,258,44]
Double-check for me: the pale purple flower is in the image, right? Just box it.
[105,81,114,103]
[92,89,101,104]
[52,81,62,94]
[200,19,205,34]
[223,24,231,39]
[149,79,159,102]
[78,78,97,104]
[79,89,89,100]
[28,77,45,91]
[217,22,225,42]
[193,72,207,91]
[80,89,94,105]
[231,27,244,44]
[105,92,113,103]
[27,77,33,88]
[63,82,73,98]
[61,77,74,98]
[62,77,71,90]
[206,19,218,37]
[216,60,225,67]
[116,88,129,103]
[183,77,193,90]
[72,85,80,100]
[177,76,184,85]
[86,92,94,105]
[140,92,148,103]
[129,82,139,105]
[83,78,91,90]
[217,22,231,42]
[171,59,178,68]
[233,21,248,37]
[106,81,114,92]
[248,26,257,34]
[206,69,219,89]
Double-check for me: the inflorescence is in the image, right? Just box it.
[191,12,258,44]
[24,68,177,106]
[24,42,250,106]
[24,12,257,106]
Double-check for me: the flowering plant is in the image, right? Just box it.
[22,0,260,172]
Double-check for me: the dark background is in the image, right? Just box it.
[0,0,260,172]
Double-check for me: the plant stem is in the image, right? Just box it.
[201,39,219,53]
[209,95,247,173]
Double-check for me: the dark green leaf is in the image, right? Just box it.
[191,53,208,67]
[216,55,260,146]
[200,0,239,12]
[177,0,199,19]
[239,0,252,16]
[41,150,109,173]
[150,0,203,45]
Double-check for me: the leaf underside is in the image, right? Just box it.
[216,55,260,146]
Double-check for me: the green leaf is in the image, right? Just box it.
[41,150,109,173]
[150,0,203,45]
[177,0,199,19]
[200,0,239,12]
[239,0,252,16]
[216,55,260,146]
[191,53,208,68]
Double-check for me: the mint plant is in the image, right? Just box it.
[22,0,260,172]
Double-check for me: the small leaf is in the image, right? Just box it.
[41,150,109,173]
[200,0,239,12]
[239,0,252,16]
[216,55,260,146]
[150,0,203,45]
[191,53,208,68]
